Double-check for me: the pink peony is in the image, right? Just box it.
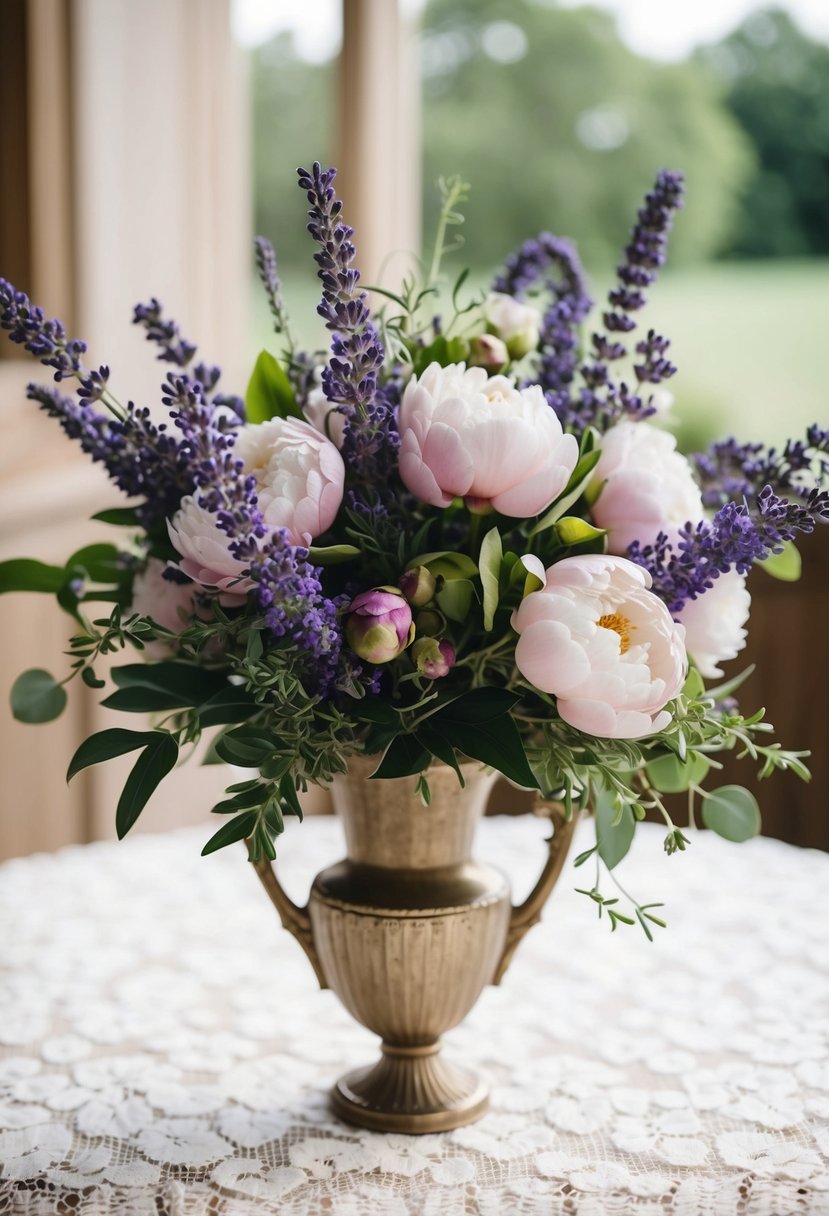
[677,571,751,678]
[233,416,344,544]
[398,362,579,517]
[302,385,346,449]
[129,558,200,658]
[512,554,687,739]
[590,421,704,554]
[167,498,255,595]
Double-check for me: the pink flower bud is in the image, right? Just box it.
[345,587,414,664]
[398,564,437,607]
[412,637,456,679]
[467,333,509,372]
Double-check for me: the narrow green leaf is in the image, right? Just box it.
[308,544,361,565]
[11,669,67,724]
[415,725,465,787]
[67,727,157,781]
[529,448,602,536]
[197,685,258,727]
[245,349,301,423]
[91,507,142,526]
[116,733,179,838]
[701,785,761,843]
[434,687,520,725]
[0,559,65,595]
[201,810,258,855]
[110,662,225,704]
[213,726,275,768]
[479,527,502,632]
[439,715,538,789]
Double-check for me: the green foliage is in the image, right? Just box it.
[67,728,162,781]
[245,349,301,423]
[11,669,67,724]
[701,784,762,842]
[0,559,66,595]
[757,540,801,582]
[479,527,502,631]
[115,732,179,839]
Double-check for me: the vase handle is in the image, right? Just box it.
[491,801,578,986]
[251,857,329,989]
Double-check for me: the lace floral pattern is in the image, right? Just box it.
[0,819,828,1214]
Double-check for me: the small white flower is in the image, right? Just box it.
[590,420,704,554]
[484,291,542,358]
[677,571,751,678]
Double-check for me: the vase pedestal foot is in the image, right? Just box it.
[331,1040,489,1134]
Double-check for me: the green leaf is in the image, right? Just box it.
[529,448,602,536]
[701,784,761,843]
[415,725,465,786]
[370,734,430,779]
[213,726,276,768]
[646,751,711,794]
[108,662,226,708]
[116,732,179,838]
[355,699,400,727]
[706,663,756,703]
[594,787,636,870]
[245,349,301,423]
[554,517,606,547]
[307,544,361,565]
[411,335,470,377]
[479,527,502,632]
[435,578,474,622]
[757,540,801,582]
[91,507,141,526]
[279,772,304,819]
[197,686,258,727]
[201,810,258,855]
[11,669,67,724]
[682,668,706,700]
[433,687,520,725]
[211,785,268,813]
[65,544,124,583]
[415,551,479,580]
[439,714,538,789]
[100,686,193,713]
[0,559,66,595]
[67,727,157,781]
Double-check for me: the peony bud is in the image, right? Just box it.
[415,608,445,637]
[398,564,437,607]
[412,637,456,679]
[467,333,509,372]
[345,587,414,664]
[484,292,542,359]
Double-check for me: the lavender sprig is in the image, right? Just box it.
[133,298,196,367]
[297,163,397,487]
[254,236,295,350]
[629,485,829,614]
[0,278,87,382]
[493,234,593,415]
[692,428,829,510]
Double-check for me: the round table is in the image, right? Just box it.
[1,816,828,1215]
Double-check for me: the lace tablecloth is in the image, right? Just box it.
[1,815,828,1215]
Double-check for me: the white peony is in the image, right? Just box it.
[398,362,579,517]
[233,416,344,543]
[590,420,704,554]
[484,292,542,358]
[512,554,687,739]
[677,571,751,678]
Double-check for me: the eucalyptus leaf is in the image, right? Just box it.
[646,751,711,794]
[701,784,761,842]
[11,669,67,724]
[595,787,636,870]
[116,732,179,838]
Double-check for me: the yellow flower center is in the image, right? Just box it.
[597,611,635,654]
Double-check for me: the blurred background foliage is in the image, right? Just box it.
[250,2,828,449]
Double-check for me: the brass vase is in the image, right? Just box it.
[253,757,576,1133]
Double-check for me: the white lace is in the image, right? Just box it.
[1,817,828,1215]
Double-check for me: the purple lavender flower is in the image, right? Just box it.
[297,163,396,486]
[0,278,87,381]
[692,428,829,510]
[133,298,197,368]
[254,236,294,347]
[629,485,829,615]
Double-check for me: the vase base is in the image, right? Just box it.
[331,1041,489,1134]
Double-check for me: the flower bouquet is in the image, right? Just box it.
[3,162,826,1128]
